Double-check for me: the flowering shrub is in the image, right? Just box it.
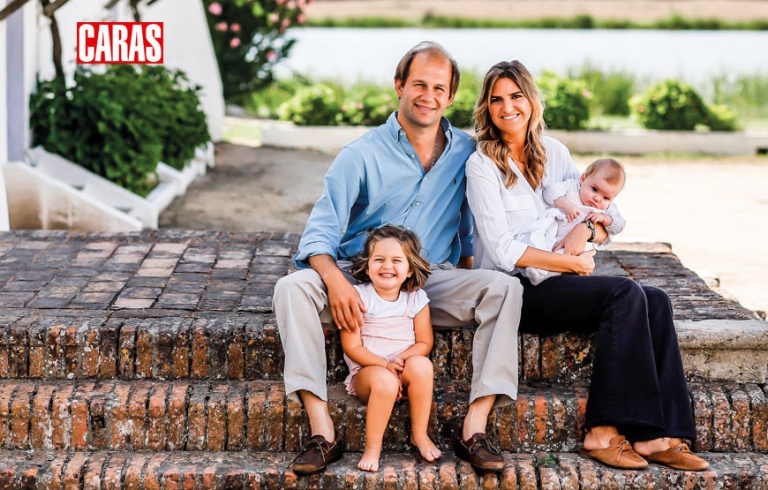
[538,72,592,130]
[203,0,310,102]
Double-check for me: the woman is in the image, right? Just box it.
[465,60,708,471]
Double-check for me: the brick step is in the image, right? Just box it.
[0,379,765,454]
[0,312,601,385]
[1,450,767,489]
[3,312,767,386]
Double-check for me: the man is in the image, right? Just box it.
[273,41,522,474]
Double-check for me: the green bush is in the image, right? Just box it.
[279,84,343,126]
[340,85,397,126]
[30,66,209,196]
[631,79,709,130]
[246,77,310,119]
[137,67,210,170]
[570,65,636,116]
[538,72,591,130]
[705,104,739,131]
[444,86,478,128]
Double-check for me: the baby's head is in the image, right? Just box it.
[351,225,431,292]
[579,158,626,211]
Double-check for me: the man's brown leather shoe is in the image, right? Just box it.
[291,432,344,475]
[454,432,505,473]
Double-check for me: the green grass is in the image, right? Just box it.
[305,14,768,30]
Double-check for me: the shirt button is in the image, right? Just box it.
[406,227,412,231]
[415,202,421,207]
[411,154,415,158]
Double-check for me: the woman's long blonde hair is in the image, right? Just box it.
[473,61,547,189]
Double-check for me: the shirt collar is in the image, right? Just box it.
[387,111,454,144]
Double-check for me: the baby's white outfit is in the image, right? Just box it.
[343,283,429,396]
[519,178,625,285]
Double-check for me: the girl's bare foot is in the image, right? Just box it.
[411,434,442,462]
[358,447,381,472]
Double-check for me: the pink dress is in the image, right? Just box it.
[343,285,425,396]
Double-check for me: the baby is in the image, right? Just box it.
[522,158,627,285]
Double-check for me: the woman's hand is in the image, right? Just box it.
[571,250,596,276]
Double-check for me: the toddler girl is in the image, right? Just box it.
[341,224,441,472]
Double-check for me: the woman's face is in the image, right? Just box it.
[489,77,532,139]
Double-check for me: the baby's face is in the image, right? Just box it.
[579,171,622,210]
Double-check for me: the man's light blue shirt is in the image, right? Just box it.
[294,112,475,268]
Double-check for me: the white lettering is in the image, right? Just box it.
[78,24,95,63]
[95,24,111,62]
[128,25,146,63]
[112,25,128,62]
[145,24,162,63]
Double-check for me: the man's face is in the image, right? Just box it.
[395,53,455,130]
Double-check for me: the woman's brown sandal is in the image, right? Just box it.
[646,442,709,471]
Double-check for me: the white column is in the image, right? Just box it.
[6,0,26,162]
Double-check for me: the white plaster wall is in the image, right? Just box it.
[22,0,37,151]
[143,0,224,141]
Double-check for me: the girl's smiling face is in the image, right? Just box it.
[366,238,413,300]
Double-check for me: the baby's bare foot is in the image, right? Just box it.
[358,448,381,472]
[411,434,442,462]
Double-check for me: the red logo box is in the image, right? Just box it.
[77,22,163,64]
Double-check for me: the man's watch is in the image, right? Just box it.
[585,219,596,242]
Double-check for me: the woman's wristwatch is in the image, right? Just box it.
[585,219,596,242]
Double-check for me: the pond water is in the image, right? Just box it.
[276,28,768,87]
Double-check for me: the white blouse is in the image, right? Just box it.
[466,136,580,273]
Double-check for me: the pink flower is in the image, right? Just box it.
[268,13,279,23]
[214,21,228,31]
[266,50,277,62]
[230,38,241,48]
[230,23,241,32]
[275,0,284,4]
[297,13,305,24]
[208,2,222,15]
[287,0,296,8]
[282,18,291,28]
[637,105,646,113]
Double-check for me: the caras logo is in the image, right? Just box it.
[77,22,163,64]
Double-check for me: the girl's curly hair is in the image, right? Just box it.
[351,225,431,292]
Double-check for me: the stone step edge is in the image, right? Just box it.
[2,312,766,384]
[1,450,767,489]
[0,379,765,454]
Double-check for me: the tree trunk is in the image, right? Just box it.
[38,0,70,79]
